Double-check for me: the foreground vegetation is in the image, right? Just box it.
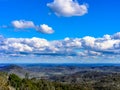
[0,71,120,90]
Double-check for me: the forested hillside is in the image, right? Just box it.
[0,71,120,90]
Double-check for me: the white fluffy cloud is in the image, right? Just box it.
[36,24,54,34]
[11,20,35,29]
[111,32,120,39]
[82,36,95,49]
[2,20,54,34]
[1,32,120,57]
[47,0,88,17]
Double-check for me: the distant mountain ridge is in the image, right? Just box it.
[0,63,120,79]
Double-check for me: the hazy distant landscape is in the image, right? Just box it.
[0,63,120,90]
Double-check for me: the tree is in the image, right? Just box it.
[8,74,22,89]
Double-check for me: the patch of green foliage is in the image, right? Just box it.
[0,72,120,90]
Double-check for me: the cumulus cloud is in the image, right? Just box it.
[0,32,120,57]
[1,20,54,34]
[111,32,120,39]
[82,36,95,49]
[36,24,54,34]
[47,0,88,17]
[11,20,35,29]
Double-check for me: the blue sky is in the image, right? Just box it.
[0,0,120,63]
[0,0,120,39]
